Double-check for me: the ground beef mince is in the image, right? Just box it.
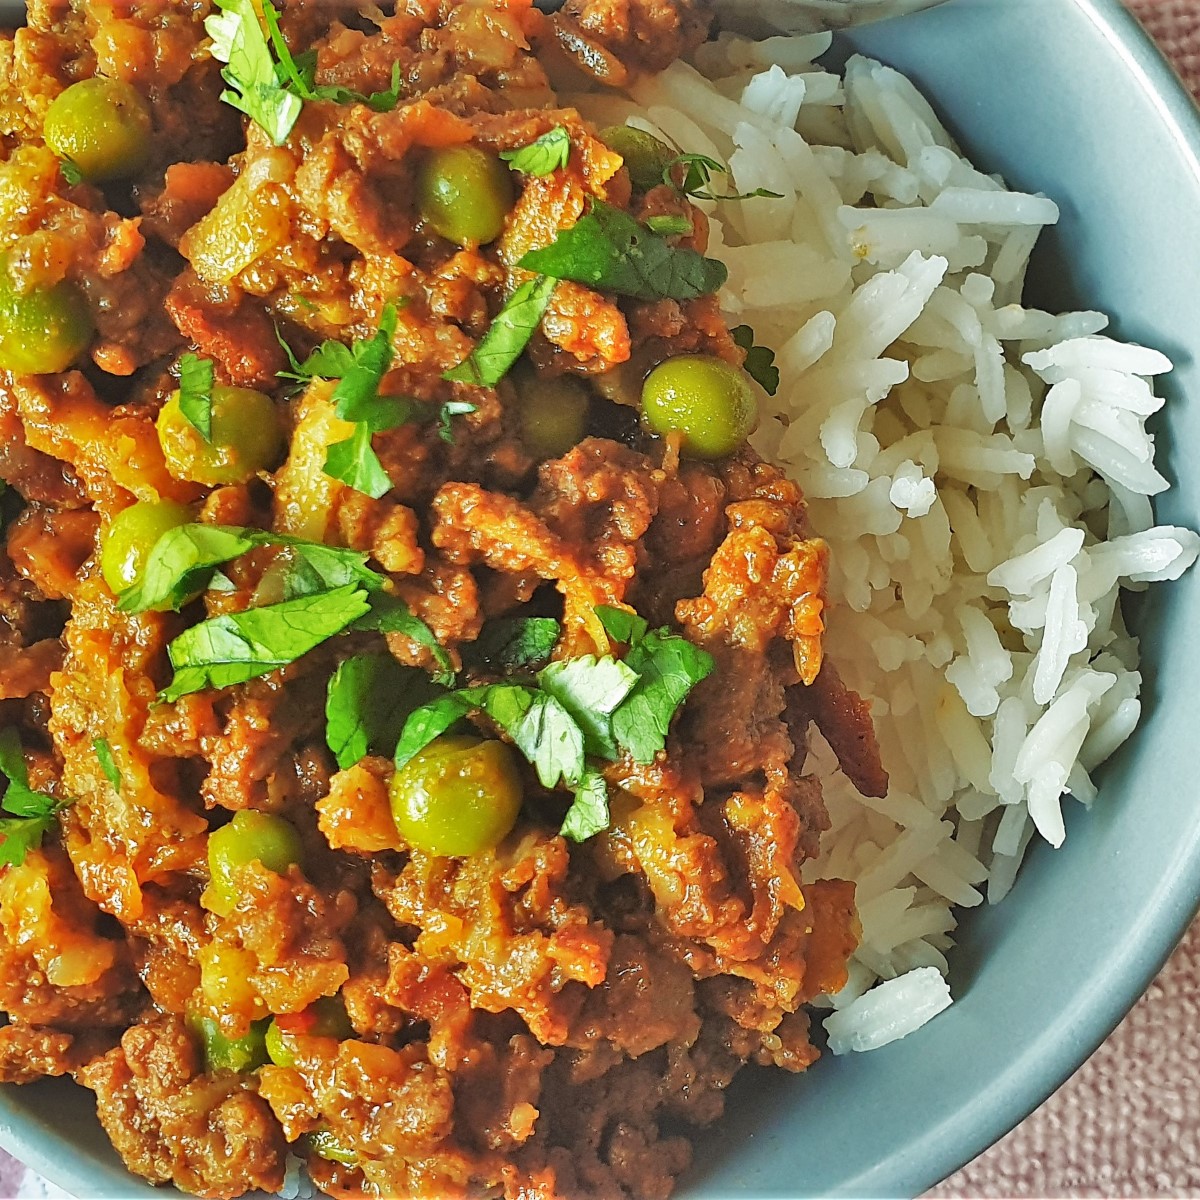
[0,2,884,1197]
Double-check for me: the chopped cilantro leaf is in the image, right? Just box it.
[282,305,411,497]
[610,628,714,764]
[160,585,372,702]
[0,817,55,868]
[59,157,84,187]
[594,605,649,647]
[0,786,54,820]
[117,522,386,615]
[352,593,456,686]
[437,400,477,443]
[93,738,123,792]
[324,422,393,500]
[177,353,216,441]
[118,524,256,614]
[205,0,303,146]
[207,0,402,146]
[500,126,571,176]
[269,539,383,595]
[325,653,438,770]
[273,322,308,380]
[282,308,470,448]
[394,692,475,770]
[283,339,354,385]
[643,214,693,236]
[730,325,780,396]
[0,728,64,867]
[560,769,609,842]
[326,305,400,423]
[669,153,722,198]
[0,728,34,794]
[390,606,712,839]
[538,654,638,758]
[464,617,561,675]
[272,548,337,601]
[260,2,309,96]
[120,521,449,690]
[393,681,585,790]
[359,61,405,114]
[519,202,727,303]
[666,153,783,202]
[284,42,403,112]
[443,275,557,388]
[506,690,585,790]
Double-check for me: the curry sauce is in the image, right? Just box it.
[0,2,883,1197]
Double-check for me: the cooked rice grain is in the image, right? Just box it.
[575,39,1200,1049]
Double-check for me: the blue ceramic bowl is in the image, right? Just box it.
[2,0,1199,1196]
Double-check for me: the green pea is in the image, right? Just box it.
[188,1012,270,1074]
[599,125,677,193]
[518,371,589,459]
[416,146,514,247]
[205,811,304,918]
[641,355,758,460]
[390,735,522,857]
[99,499,192,599]
[43,77,151,183]
[263,1018,293,1069]
[157,384,284,486]
[265,996,354,1068]
[0,255,93,375]
[306,1129,359,1167]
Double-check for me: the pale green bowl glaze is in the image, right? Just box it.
[1,0,1198,1196]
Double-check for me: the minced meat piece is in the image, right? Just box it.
[0,2,885,1198]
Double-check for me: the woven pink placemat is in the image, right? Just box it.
[930,7,1200,1197]
[1134,0,1200,100]
[0,4,1197,1200]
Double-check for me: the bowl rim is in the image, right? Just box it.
[922,0,1200,1184]
[1,1,1200,1198]
[810,1,1200,1193]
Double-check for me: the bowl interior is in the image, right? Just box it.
[2,1,1199,1198]
[685,1,1200,1195]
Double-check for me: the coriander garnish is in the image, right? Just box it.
[443,275,558,389]
[300,304,401,498]
[394,606,713,841]
[519,201,727,303]
[500,126,571,177]
[121,522,453,698]
[205,0,403,147]
[0,729,68,868]
[160,585,371,702]
[205,0,304,145]
[730,325,780,396]
[463,616,561,674]
[324,422,393,500]
[117,524,379,614]
[666,153,783,202]
[281,304,473,493]
[177,353,216,441]
[92,737,123,792]
[325,652,438,771]
[644,214,694,236]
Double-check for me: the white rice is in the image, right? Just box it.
[823,966,953,1054]
[570,36,1200,1053]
